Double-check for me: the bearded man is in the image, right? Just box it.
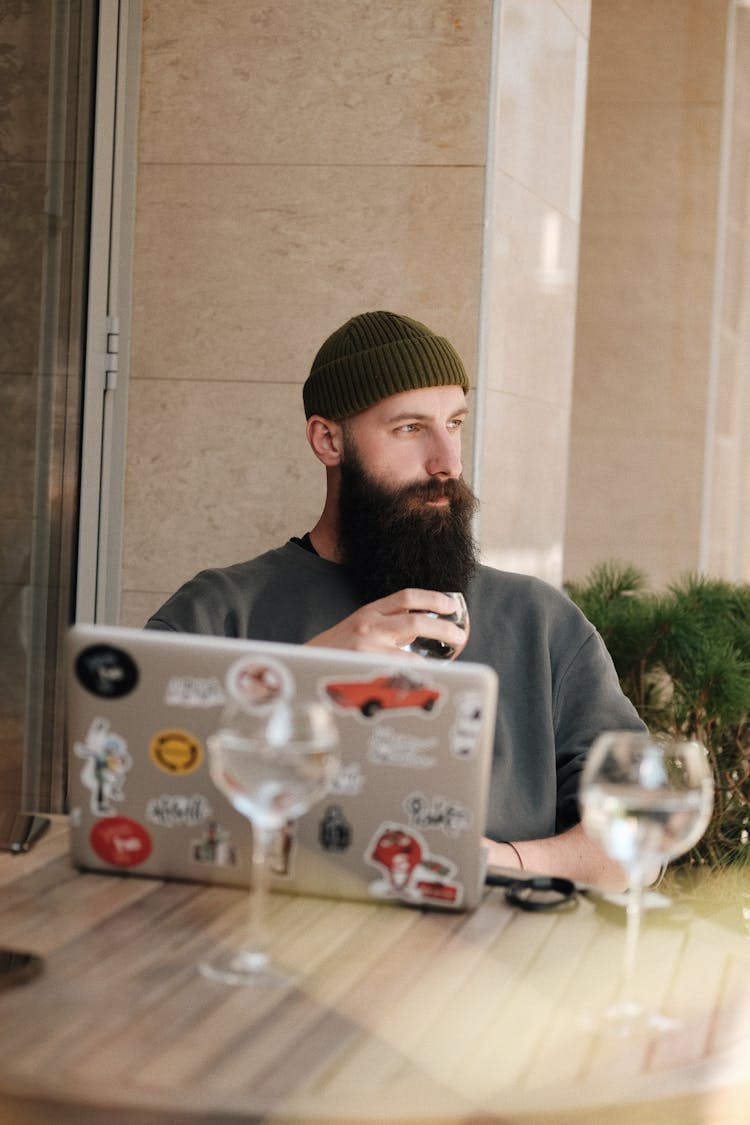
[146,311,644,888]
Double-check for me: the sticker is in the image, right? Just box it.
[365,823,462,906]
[324,672,442,719]
[149,729,203,775]
[318,805,352,852]
[404,791,472,838]
[328,760,366,796]
[367,724,437,769]
[450,690,485,759]
[145,794,213,828]
[75,644,139,699]
[192,820,237,867]
[165,676,226,709]
[225,656,293,711]
[269,822,296,877]
[74,717,133,816]
[90,816,152,868]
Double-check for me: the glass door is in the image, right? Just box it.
[0,1,97,812]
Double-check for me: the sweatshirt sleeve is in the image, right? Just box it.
[144,569,243,637]
[552,627,646,831]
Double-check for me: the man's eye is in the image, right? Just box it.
[448,418,464,430]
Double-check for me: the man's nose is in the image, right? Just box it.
[426,432,462,479]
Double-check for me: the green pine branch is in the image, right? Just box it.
[566,561,750,870]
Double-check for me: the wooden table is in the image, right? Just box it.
[0,819,748,1124]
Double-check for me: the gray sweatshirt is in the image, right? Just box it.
[146,540,644,842]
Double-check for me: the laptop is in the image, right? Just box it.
[65,624,498,911]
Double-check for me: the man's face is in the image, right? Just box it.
[338,385,467,495]
[336,386,479,603]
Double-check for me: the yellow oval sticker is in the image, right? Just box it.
[149,729,203,775]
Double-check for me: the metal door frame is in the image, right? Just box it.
[76,0,141,624]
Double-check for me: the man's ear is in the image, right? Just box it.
[306,415,344,467]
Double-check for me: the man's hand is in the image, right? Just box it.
[306,589,469,657]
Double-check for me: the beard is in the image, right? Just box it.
[336,440,479,605]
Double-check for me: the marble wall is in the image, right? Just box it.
[475,0,590,584]
[564,0,728,587]
[119,0,592,625]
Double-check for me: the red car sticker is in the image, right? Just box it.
[325,673,442,719]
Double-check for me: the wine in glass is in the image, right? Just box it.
[403,591,469,660]
[580,730,713,1033]
[199,697,339,986]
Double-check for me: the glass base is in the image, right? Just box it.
[198,948,297,988]
[580,1000,680,1039]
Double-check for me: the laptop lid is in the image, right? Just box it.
[65,624,498,911]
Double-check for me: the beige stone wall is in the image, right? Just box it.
[120,0,492,625]
[564,0,728,587]
[119,0,592,625]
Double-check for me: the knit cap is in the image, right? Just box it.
[303,311,470,420]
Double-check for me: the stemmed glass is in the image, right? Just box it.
[580,730,714,1034]
[199,698,339,986]
[403,591,469,660]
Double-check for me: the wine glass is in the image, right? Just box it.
[403,591,469,660]
[199,698,339,986]
[580,730,713,1034]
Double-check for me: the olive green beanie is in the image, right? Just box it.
[303,310,470,420]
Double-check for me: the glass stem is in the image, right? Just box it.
[621,871,644,1003]
[241,823,274,969]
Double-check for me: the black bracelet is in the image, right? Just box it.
[502,841,524,871]
[504,875,577,912]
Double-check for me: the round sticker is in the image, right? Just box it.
[75,644,139,699]
[225,656,293,712]
[149,728,203,775]
[90,816,152,868]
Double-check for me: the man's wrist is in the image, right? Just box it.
[484,837,525,870]
[501,840,524,870]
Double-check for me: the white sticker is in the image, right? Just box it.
[450,690,485,759]
[367,724,437,769]
[403,791,472,838]
[225,656,293,711]
[165,676,226,708]
[145,793,213,828]
[328,761,366,796]
[191,821,237,867]
[74,717,133,817]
